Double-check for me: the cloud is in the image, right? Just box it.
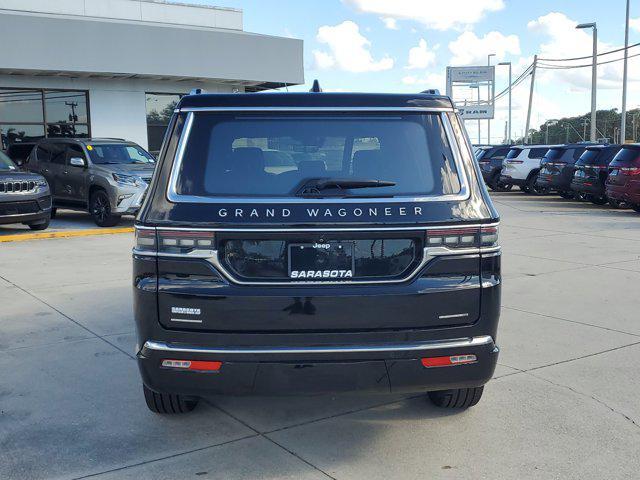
[312,21,394,73]
[402,73,446,92]
[630,17,640,32]
[406,39,437,69]
[381,17,398,30]
[342,0,504,31]
[448,31,521,66]
[528,12,640,91]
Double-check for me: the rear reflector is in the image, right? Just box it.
[421,354,477,368]
[161,359,222,372]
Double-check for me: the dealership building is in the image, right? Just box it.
[0,0,304,153]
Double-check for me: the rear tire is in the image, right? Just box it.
[558,190,574,199]
[590,195,608,205]
[428,386,484,409]
[632,204,640,213]
[527,174,548,195]
[143,384,199,414]
[89,190,121,227]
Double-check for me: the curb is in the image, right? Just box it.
[0,227,134,243]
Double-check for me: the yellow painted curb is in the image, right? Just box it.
[0,227,134,243]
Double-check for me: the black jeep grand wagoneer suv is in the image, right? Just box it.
[133,90,501,414]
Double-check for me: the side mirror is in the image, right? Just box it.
[69,157,86,168]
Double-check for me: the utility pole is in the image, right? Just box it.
[582,118,589,141]
[499,62,512,144]
[576,22,597,142]
[525,55,537,145]
[621,0,630,143]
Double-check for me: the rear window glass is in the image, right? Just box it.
[506,148,522,159]
[528,148,548,159]
[487,148,510,160]
[175,113,462,198]
[544,148,564,161]
[577,149,602,165]
[611,147,640,166]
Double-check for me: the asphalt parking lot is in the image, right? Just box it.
[1,192,639,480]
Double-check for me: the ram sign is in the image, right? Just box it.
[446,66,495,120]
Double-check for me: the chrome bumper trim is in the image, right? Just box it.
[142,335,494,356]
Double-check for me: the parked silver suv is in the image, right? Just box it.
[26,138,155,226]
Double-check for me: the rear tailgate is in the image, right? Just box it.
[154,227,484,333]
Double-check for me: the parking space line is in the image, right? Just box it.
[0,227,133,243]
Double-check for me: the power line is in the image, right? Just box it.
[538,51,640,70]
[538,41,640,62]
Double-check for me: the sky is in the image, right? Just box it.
[190,0,639,143]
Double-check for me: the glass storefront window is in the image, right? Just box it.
[0,124,45,150]
[146,93,182,155]
[44,91,89,124]
[0,89,44,123]
[0,88,90,151]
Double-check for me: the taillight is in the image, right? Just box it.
[426,225,499,249]
[480,226,499,247]
[134,227,156,253]
[157,229,215,255]
[546,162,567,167]
[620,167,640,175]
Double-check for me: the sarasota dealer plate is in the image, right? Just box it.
[288,242,355,279]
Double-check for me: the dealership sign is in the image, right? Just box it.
[457,104,495,120]
[446,66,495,120]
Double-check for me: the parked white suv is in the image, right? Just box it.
[500,145,552,194]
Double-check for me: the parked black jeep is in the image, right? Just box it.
[133,90,501,414]
[0,151,51,230]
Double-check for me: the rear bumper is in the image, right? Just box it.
[137,336,499,395]
[570,180,605,196]
[606,184,640,204]
[499,175,525,186]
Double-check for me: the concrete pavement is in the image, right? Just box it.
[1,191,639,479]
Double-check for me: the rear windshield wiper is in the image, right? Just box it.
[296,178,396,197]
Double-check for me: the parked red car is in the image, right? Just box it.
[605,145,640,212]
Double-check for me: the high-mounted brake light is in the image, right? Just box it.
[421,354,477,368]
[161,359,222,372]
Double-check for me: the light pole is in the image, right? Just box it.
[469,83,481,144]
[621,0,630,143]
[499,61,512,144]
[545,119,558,144]
[487,53,496,144]
[576,22,597,142]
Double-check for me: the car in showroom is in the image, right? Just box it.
[132,89,502,414]
[25,138,156,226]
[499,145,551,194]
[0,150,51,230]
[536,143,593,198]
[475,145,513,191]
[605,144,640,212]
[570,144,622,205]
